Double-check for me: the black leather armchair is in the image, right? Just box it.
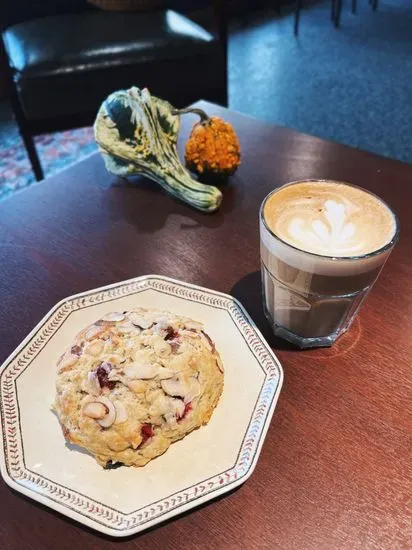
[1,1,227,180]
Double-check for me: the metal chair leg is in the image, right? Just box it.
[294,0,302,36]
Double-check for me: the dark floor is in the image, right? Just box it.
[1,0,412,195]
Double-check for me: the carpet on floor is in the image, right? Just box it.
[229,0,412,164]
[0,122,96,200]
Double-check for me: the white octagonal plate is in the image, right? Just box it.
[0,275,283,537]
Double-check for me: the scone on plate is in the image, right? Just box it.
[53,308,224,467]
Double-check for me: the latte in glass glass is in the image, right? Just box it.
[260,180,399,348]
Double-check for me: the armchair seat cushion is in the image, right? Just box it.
[4,10,216,77]
[3,9,223,120]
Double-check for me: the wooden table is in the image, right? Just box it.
[0,102,410,549]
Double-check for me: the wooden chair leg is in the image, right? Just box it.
[20,128,44,182]
[294,0,302,36]
[1,35,44,182]
[10,88,44,181]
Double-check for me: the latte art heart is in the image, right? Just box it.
[288,199,363,255]
[264,181,396,257]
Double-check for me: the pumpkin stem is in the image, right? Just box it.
[171,107,210,123]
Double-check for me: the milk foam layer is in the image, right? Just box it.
[263,181,396,257]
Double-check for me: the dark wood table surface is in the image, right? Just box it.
[0,102,411,549]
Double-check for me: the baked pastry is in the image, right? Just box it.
[53,308,224,467]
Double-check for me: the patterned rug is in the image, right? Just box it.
[0,113,96,200]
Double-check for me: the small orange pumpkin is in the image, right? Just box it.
[175,108,241,182]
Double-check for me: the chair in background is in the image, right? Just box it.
[349,0,379,15]
[335,0,379,27]
[1,1,228,181]
[294,0,341,35]
[295,0,379,35]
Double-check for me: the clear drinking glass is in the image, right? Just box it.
[259,180,400,348]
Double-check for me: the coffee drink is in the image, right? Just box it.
[260,180,398,348]
[263,180,396,257]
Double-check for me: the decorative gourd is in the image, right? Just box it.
[179,108,241,182]
[94,87,222,213]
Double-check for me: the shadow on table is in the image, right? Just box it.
[109,172,242,233]
[8,480,243,542]
[230,270,297,352]
[231,271,364,356]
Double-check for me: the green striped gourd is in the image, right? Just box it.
[94,87,222,213]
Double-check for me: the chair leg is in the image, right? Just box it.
[217,76,229,108]
[10,88,44,181]
[334,0,343,28]
[19,125,44,182]
[372,0,378,11]
[352,0,357,14]
[294,0,302,36]
[212,0,229,107]
[331,0,336,21]
[240,0,249,25]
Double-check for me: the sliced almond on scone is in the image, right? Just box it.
[117,322,141,335]
[161,378,188,399]
[83,401,107,419]
[157,366,175,379]
[153,338,172,358]
[84,339,104,357]
[96,396,116,428]
[184,321,203,331]
[124,363,158,379]
[101,312,126,322]
[128,312,153,329]
[83,396,116,428]
[184,377,201,404]
[124,379,147,394]
[84,371,101,396]
[57,354,78,373]
[113,401,128,424]
[85,325,106,341]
